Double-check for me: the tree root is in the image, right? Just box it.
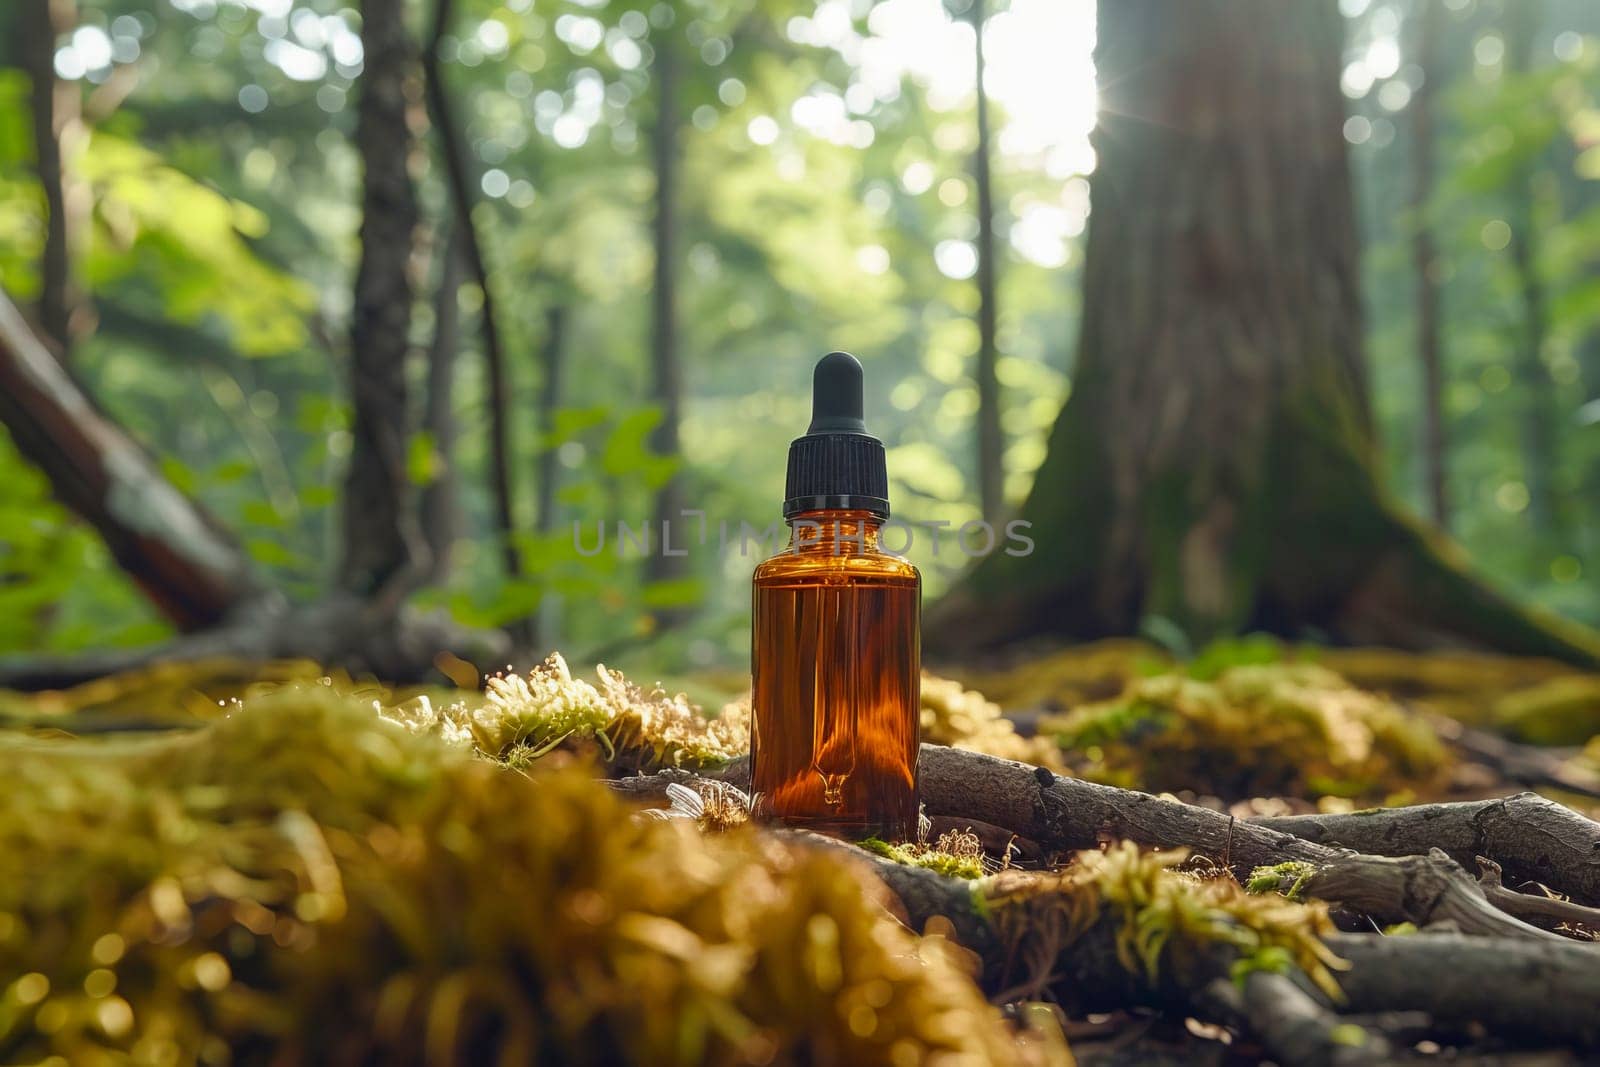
[917,745,1568,932]
[609,746,1600,1055]
[1249,794,1600,907]
[623,747,1599,934]
[0,595,510,690]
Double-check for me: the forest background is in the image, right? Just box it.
[3,0,1599,691]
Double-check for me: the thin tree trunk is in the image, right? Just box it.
[0,291,260,627]
[1504,0,1558,535]
[420,227,466,584]
[341,0,422,597]
[927,0,1600,668]
[21,0,78,356]
[1410,0,1449,529]
[535,304,568,541]
[423,0,521,585]
[971,0,1003,524]
[647,20,688,597]
[533,303,568,649]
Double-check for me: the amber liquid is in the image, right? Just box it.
[750,512,921,840]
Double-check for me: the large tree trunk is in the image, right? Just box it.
[646,20,688,600]
[340,0,422,597]
[971,0,1003,525]
[0,293,261,627]
[928,0,1600,668]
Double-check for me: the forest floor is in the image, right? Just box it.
[4,637,1600,1065]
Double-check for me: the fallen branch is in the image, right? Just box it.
[1251,848,1563,941]
[606,756,1600,1054]
[916,745,1553,931]
[1194,972,1387,1067]
[0,291,262,628]
[816,836,1389,1066]
[1477,858,1600,936]
[1249,793,1600,907]
[616,749,1585,935]
[847,827,1600,1055]
[1326,932,1600,1048]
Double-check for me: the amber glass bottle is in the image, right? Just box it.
[750,353,921,840]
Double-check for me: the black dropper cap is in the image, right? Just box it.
[783,352,890,519]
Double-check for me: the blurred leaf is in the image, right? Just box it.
[408,431,439,488]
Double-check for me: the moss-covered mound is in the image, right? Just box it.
[920,673,1064,771]
[0,687,1035,1066]
[1041,664,1447,800]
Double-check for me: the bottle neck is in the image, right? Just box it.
[786,509,883,555]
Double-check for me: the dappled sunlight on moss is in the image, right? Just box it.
[862,829,988,881]
[1040,664,1447,801]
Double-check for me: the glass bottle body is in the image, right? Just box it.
[750,511,921,840]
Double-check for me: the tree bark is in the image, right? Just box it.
[423,0,521,587]
[341,0,423,597]
[21,0,79,356]
[1250,792,1600,908]
[420,226,466,584]
[1410,0,1449,529]
[0,292,261,628]
[927,0,1600,669]
[646,17,689,601]
[971,0,1004,525]
[1327,932,1600,1047]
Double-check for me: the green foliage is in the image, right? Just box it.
[0,0,1597,674]
[1354,5,1600,625]
[0,428,170,653]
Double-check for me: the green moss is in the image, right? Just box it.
[379,652,749,772]
[987,843,1347,1002]
[0,687,1032,1066]
[861,832,987,881]
[1493,677,1600,746]
[1045,663,1447,800]
[1246,861,1318,901]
